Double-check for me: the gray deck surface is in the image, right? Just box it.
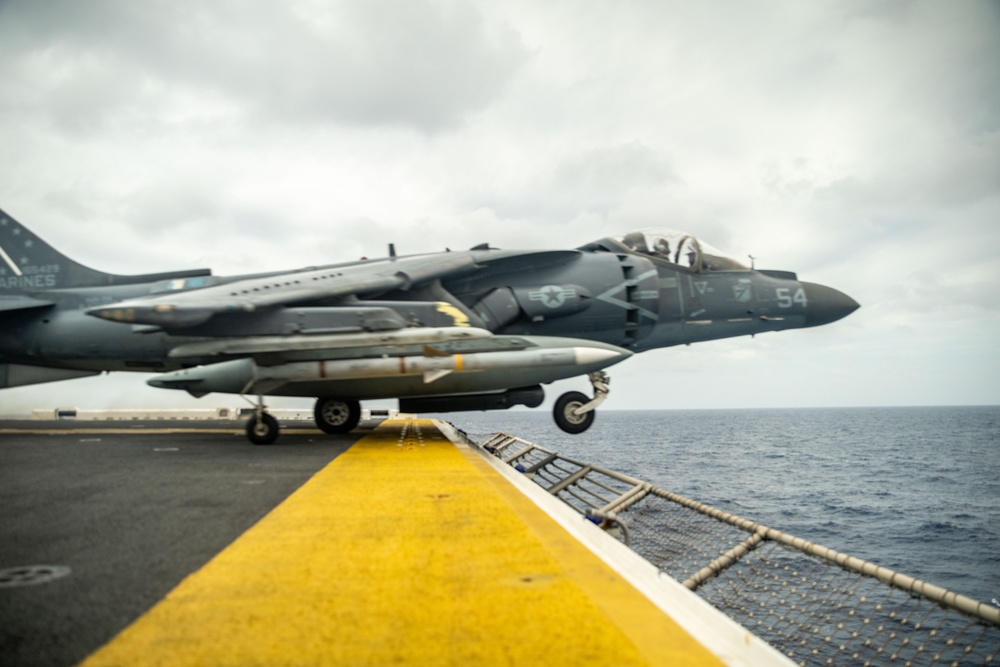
[0,421,363,666]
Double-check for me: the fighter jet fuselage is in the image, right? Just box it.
[0,212,858,442]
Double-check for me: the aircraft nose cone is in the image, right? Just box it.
[800,282,860,327]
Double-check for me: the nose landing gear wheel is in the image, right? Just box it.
[314,398,362,434]
[553,391,596,434]
[246,412,280,445]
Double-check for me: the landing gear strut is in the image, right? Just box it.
[314,397,361,434]
[553,371,610,434]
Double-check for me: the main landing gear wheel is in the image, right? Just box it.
[314,398,361,434]
[246,412,280,445]
[553,391,596,434]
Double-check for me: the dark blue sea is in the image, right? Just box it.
[446,406,1000,606]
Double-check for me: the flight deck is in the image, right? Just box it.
[0,419,774,666]
[0,420,359,666]
[4,419,996,666]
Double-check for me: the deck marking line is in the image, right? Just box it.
[80,420,724,666]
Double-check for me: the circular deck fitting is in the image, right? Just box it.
[0,565,71,588]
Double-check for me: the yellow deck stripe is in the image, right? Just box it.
[80,420,723,666]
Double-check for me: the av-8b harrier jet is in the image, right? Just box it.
[0,208,858,443]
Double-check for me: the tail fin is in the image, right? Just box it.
[0,207,210,292]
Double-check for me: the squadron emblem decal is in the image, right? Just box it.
[733,281,753,303]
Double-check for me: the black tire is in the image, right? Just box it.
[314,398,361,434]
[553,391,596,434]
[246,412,280,445]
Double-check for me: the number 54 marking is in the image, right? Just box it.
[776,287,807,308]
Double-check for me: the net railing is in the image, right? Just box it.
[473,432,999,667]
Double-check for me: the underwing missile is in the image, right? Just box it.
[148,344,630,395]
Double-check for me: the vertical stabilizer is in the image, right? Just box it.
[0,207,120,291]
[0,207,211,293]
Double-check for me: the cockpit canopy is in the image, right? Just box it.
[602,229,749,272]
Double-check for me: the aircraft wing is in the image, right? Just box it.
[87,252,480,328]
[0,295,55,313]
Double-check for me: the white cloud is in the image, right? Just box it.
[1,0,997,412]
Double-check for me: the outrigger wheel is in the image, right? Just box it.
[314,397,362,434]
[246,412,280,445]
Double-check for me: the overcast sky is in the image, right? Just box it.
[1,0,998,415]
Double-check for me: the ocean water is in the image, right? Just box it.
[446,406,1000,606]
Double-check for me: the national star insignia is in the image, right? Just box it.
[540,285,563,304]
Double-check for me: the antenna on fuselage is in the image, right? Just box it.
[389,243,397,258]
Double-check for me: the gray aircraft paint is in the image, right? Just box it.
[0,207,858,440]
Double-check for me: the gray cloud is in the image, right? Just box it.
[548,142,677,206]
[0,0,529,134]
[121,177,228,235]
[469,141,677,223]
[0,0,998,410]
